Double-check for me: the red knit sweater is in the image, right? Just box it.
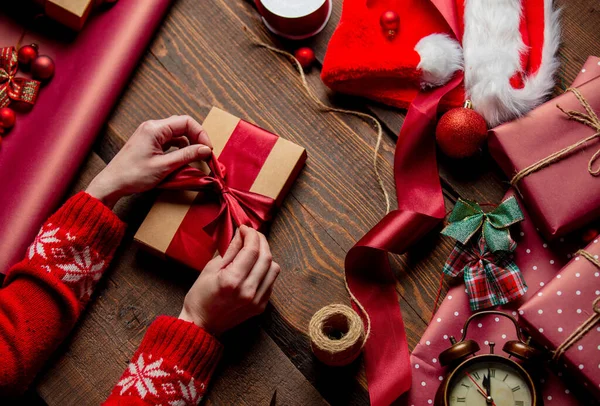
[0,192,223,404]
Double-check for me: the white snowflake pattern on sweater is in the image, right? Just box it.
[117,353,206,405]
[56,246,105,299]
[28,224,60,260]
[117,353,170,399]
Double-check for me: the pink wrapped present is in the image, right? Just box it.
[519,239,600,398]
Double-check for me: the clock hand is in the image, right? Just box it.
[465,372,497,406]
[484,368,491,396]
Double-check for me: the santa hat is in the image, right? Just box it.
[321,0,560,126]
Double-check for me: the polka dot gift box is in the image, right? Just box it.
[519,238,600,398]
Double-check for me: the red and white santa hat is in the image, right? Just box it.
[321,0,560,127]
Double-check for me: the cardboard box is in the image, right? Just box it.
[134,107,306,271]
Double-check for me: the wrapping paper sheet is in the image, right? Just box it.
[519,239,600,398]
[0,1,172,274]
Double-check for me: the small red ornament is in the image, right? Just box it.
[582,228,598,243]
[380,10,400,39]
[0,107,16,129]
[294,47,315,69]
[31,55,55,81]
[435,100,488,159]
[17,44,39,67]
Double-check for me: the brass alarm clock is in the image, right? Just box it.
[435,310,542,406]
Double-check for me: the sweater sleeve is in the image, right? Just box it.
[0,192,125,396]
[104,316,223,405]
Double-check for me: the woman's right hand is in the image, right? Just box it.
[178,225,280,336]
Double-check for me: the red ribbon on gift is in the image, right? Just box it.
[160,154,276,256]
[0,47,41,108]
[346,1,464,404]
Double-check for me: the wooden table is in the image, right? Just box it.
[31,0,600,404]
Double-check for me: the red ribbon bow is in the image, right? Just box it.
[159,154,276,254]
[0,47,41,108]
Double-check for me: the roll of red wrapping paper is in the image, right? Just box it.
[255,0,332,40]
[0,1,172,274]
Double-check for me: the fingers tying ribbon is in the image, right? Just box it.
[159,154,276,254]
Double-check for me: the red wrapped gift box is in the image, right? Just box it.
[134,108,307,271]
[489,71,600,240]
[519,239,600,398]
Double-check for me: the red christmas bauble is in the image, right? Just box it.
[295,47,315,69]
[380,10,400,31]
[0,107,16,129]
[435,102,488,159]
[17,44,39,67]
[31,55,55,81]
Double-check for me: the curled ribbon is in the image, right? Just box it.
[159,154,276,255]
[0,47,41,108]
[441,196,524,253]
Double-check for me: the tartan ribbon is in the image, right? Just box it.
[443,235,528,311]
[0,47,41,108]
[442,196,524,253]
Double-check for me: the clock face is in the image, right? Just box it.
[447,360,533,406]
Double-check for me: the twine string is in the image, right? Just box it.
[552,250,600,361]
[243,27,391,214]
[510,87,600,186]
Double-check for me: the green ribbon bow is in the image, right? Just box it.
[441,196,524,253]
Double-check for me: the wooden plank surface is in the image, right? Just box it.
[27,0,600,404]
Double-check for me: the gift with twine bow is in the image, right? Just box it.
[441,197,527,310]
[135,107,306,272]
[490,76,600,240]
[0,46,40,108]
[519,242,600,398]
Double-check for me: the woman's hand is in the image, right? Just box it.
[179,225,281,336]
[86,115,213,208]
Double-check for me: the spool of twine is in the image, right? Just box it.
[308,304,366,366]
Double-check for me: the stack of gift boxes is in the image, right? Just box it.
[487,56,600,397]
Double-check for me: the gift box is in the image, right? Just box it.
[518,239,600,398]
[134,107,307,271]
[489,74,600,240]
[32,0,95,31]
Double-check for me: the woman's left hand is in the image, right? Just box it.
[86,115,213,208]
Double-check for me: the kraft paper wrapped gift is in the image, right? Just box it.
[518,239,600,398]
[135,107,307,271]
[489,74,600,240]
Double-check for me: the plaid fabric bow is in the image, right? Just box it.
[441,196,524,253]
[443,235,528,311]
[0,47,41,108]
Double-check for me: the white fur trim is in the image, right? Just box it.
[415,34,464,88]
[463,0,560,126]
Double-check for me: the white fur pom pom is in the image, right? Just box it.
[415,33,464,88]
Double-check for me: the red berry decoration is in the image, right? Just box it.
[435,101,488,159]
[31,55,55,81]
[380,10,400,39]
[17,43,39,67]
[0,107,16,130]
[294,47,315,69]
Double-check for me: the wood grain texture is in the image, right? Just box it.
[30,0,600,404]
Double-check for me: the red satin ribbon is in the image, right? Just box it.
[347,74,463,405]
[160,154,276,256]
[0,47,40,108]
